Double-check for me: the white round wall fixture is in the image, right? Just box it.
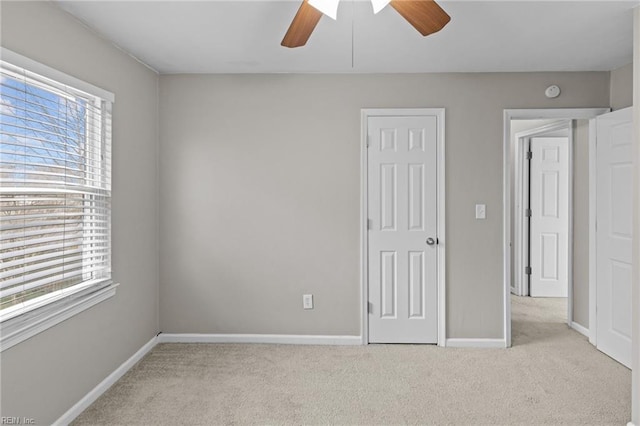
[545,85,561,99]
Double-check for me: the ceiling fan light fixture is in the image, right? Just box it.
[282,0,451,48]
[308,0,341,20]
[371,0,391,14]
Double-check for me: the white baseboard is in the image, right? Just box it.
[570,321,590,338]
[157,333,363,346]
[53,336,158,426]
[445,338,507,348]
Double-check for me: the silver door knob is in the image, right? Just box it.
[426,237,436,246]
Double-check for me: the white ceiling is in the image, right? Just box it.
[55,0,638,74]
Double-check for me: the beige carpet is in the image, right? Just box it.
[73,296,631,425]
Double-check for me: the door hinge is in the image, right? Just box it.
[526,151,533,160]
[367,219,373,230]
[525,208,532,217]
[366,135,371,148]
[525,266,532,275]
[368,302,373,314]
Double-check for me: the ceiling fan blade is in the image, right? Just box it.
[390,0,451,37]
[281,0,324,48]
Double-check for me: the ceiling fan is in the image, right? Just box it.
[281,0,451,48]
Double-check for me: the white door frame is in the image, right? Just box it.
[588,118,598,346]
[513,120,572,298]
[361,108,446,346]
[503,108,609,348]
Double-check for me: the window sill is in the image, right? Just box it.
[0,282,119,352]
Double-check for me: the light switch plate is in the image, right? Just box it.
[303,294,313,310]
[475,204,486,219]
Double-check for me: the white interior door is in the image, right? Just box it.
[367,116,438,344]
[596,107,633,368]
[529,137,569,297]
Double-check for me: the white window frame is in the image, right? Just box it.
[0,48,117,352]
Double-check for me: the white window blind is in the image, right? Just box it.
[0,51,114,331]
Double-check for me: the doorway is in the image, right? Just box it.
[506,108,633,366]
[512,120,571,299]
[360,109,445,345]
[502,109,609,348]
[511,120,572,344]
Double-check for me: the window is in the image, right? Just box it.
[0,49,116,351]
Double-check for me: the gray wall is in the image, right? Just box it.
[572,119,590,328]
[159,73,610,339]
[0,2,160,424]
[610,63,633,110]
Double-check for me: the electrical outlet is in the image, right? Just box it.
[475,204,486,220]
[303,294,313,310]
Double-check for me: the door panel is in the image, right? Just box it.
[529,137,569,297]
[380,251,397,317]
[368,116,437,344]
[408,165,424,230]
[596,107,633,368]
[408,251,425,318]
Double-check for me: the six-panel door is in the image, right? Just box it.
[529,137,569,297]
[596,108,633,368]
[367,116,438,344]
